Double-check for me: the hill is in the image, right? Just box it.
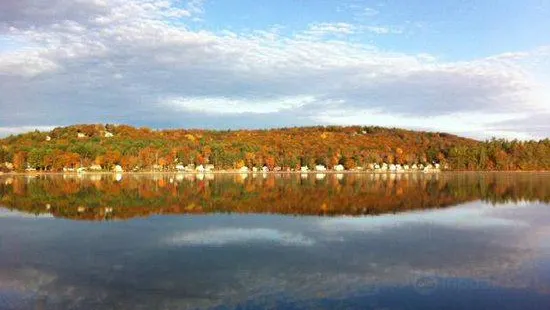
[0,124,548,171]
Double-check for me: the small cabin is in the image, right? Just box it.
[89,164,102,171]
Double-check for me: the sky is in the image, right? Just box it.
[0,0,549,140]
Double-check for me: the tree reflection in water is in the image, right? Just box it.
[1,172,549,221]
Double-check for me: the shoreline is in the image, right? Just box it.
[1,170,549,176]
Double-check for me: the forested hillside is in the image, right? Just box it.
[0,124,549,171]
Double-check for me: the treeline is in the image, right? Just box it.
[2,173,549,221]
[0,124,549,171]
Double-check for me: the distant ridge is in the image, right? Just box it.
[0,124,548,172]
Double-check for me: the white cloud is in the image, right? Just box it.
[161,96,316,114]
[314,110,539,140]
[0,0,548,138]
[305,22,357,36]
[0,126,58,137]
[164,228,315,246]
[319,202,529,233]
[0,208,54,219]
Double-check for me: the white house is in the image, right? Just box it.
[45,136,51,141]
[262,166,269,173]
[388,164,397,172]
[104,131,114,138]
[252,167,258,173]
[176,164,185,171]
[334,164,345,171]
[300,166,309,172]
[77,132,86,138]
[89,164,102,171]
[113,165,123,173]
[315,165,327,171]
[205,164,215,172]
[239,166,249,173]
[195,165,205,172]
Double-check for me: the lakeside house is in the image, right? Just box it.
[3,162,14,170]
[300,166,309,172]
[334,164,345,171]
[113,165,123,173]
[315,165,327,171]
[89,164,102,171]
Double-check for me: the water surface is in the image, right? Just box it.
[1,172,549,309]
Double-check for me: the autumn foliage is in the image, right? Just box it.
[1,173,549,221]
[0,124,549,171]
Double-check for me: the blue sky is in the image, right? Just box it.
[197,0,550,59]
[0,0,549,139]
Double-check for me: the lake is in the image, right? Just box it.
[1,172,549,309]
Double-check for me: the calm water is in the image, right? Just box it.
[1,172,550,309]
